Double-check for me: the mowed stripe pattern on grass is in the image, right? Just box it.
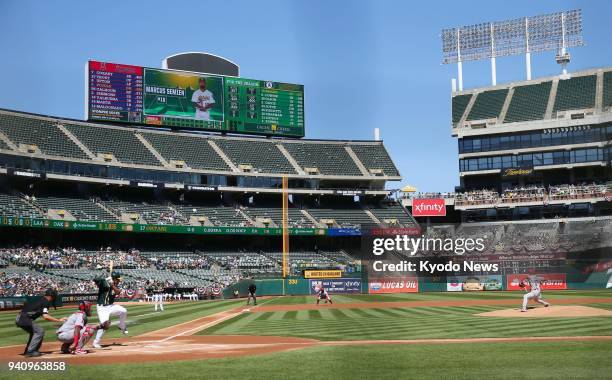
[202,303,612,341]
[0,300,242,347]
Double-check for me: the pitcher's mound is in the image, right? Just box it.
[477,305,612,318]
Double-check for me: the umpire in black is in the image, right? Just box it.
[247,282,257,306]
[15,288,66,357]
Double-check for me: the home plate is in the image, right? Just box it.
[477,305,612,318]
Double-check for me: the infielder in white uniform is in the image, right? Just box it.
[191,77,215,120]
[151,283,164,312]
[92,272,128,348]
[521,277,551,312]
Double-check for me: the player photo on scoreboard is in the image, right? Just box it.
[143,68,224,123]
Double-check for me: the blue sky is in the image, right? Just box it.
[0,0,609,191]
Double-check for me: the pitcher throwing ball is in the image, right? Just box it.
[92,271,128,348]
[520,276,550,312]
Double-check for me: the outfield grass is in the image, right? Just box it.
[0,300,242,347]
[202,291,612,340]
[264,290,612,305]
[7,340,612,380]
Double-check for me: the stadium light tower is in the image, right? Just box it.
[441,9,584,91]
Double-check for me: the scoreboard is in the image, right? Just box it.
[86,60,305,138]
[87,61,144,123]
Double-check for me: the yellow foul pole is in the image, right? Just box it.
[282,176,289,280]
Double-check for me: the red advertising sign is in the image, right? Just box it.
[370,227,422,236]
[507,273,567,291]
[411,199,446,217]
[369,277,419,294]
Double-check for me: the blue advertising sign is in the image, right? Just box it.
[309,278,362,294]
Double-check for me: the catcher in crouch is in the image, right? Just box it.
[520,276,550,312]
[92,271,128,348]
[316,287,333,305]
[56,301,100,355]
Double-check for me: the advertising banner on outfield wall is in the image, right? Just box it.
[368,277,418,294]
[309,279,362,294]
[447,275,504,292]
[507,273,567,290]
[411,198,446,217]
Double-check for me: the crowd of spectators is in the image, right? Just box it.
[548,183,609,200]
[0,246,149,270]
[450,183,610,206]
[0,271,96,297]
[153,255,214,270]
[0,245,263,296]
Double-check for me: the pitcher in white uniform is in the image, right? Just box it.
[521,277,551,312]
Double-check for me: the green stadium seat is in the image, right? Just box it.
[466,89,508,121]
[504,82,552,123]
[350,144,400,176]
[603,71,612,109]
[452,94,472,123]
[553,75,597,112]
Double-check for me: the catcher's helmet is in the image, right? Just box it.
[78,301,92,316]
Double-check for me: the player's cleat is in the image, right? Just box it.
[93,343,102,349]
[521,309,527,312]
[25,351,41,357]
[544,303,550,307]
[122,329,129,335]
[73,349,88,355]
[60,343,71,354]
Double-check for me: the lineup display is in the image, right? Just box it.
[87,60,305,137]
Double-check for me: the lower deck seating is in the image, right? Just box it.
[0,193,42,218]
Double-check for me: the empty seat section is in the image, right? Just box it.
[281,142,361,176]
[452,94,472,123]
[0,113,88,159]
[65,123,161,166]
[466,89,508,121]
[214,139,295,174]
[350,144,400,176]
[553,75,596,112]
[143,133,230,171]
[504,81,552,123]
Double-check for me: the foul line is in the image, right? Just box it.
[156,310,244,343]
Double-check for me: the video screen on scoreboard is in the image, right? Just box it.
[86,60,305,137]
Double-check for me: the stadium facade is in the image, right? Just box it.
[0,105,420,300]
[404,67,612,222]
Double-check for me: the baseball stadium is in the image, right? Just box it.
[0,2,611,380]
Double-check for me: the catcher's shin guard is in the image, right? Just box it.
[78,326,96,349]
